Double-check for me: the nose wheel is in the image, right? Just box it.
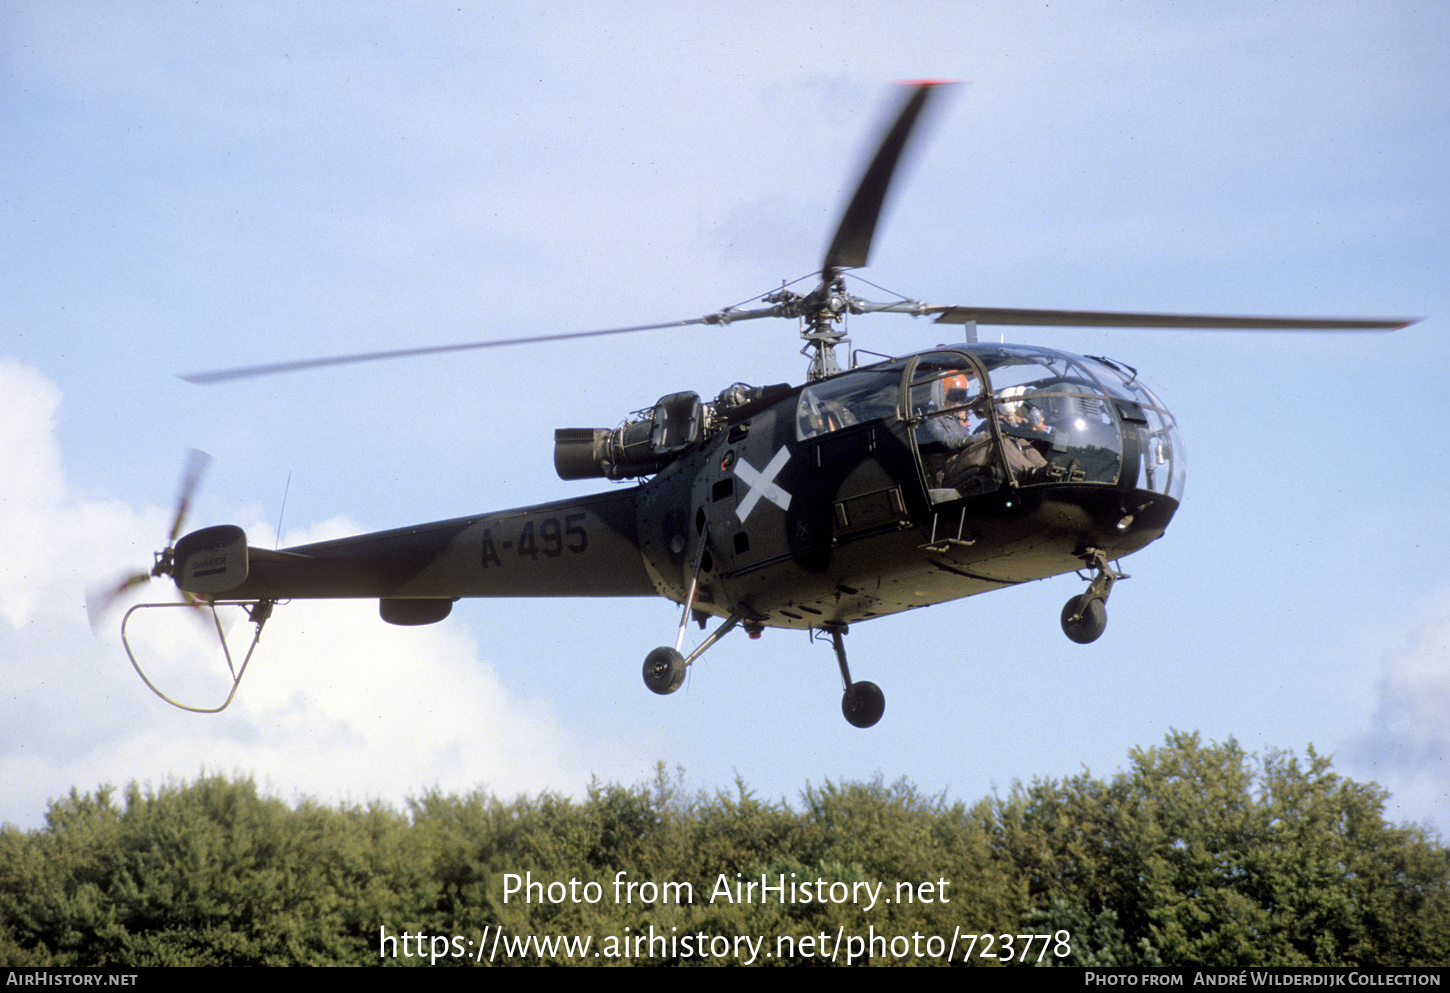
[1060,550,1123,644]
[1061,594,1107,644]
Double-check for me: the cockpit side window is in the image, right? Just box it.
[909,353,983,418]
[795,368,901,441]
[909,352,1000,501]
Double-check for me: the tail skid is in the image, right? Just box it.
[121,598,276,713]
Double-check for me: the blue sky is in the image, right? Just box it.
[3,1,1448,834]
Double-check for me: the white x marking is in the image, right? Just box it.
[734,446,792,522]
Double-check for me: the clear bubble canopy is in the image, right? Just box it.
[795,343,1185,505]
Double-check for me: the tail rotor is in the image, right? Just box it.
[86,449,212,630]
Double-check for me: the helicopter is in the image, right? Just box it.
[96,82,1414,728]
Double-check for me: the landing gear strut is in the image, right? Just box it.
[1061,550,1124,644]
[826,624,885,728]
[645,521,727,696]
[642,613,742,695]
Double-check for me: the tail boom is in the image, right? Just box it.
[175,489,653,603]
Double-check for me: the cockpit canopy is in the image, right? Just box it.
[795,344,1184,504]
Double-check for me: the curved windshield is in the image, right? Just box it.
[911,345,1184,503]
[1082,354,1185,501]
[979,347,1124,488]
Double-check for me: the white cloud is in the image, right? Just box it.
[1347,591,1450,830]
[0,360,627,829]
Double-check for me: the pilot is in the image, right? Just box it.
[996,385,1048,435]
[917,372,998,497]
[916,371,981,446]
[989,386,1049,479]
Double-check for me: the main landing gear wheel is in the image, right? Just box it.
[1061,594,1107,644]
[642,646,687,695]
[842,680,886,729]
[826,625,885,728]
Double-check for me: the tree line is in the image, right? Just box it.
[1,731,1445,966]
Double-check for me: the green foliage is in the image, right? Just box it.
[0,777,432,965]
[993,731,1450,967]
[1,737,1446,966]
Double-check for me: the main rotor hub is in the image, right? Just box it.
[787,275,854,381]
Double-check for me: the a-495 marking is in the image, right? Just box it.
[481,513,588,568]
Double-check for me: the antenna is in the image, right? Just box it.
[274,471,292,550]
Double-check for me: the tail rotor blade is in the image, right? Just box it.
[168,449,211,544]
[86,572,151,632]
[88,450,214,633]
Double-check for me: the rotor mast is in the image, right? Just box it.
[760,276,854,381]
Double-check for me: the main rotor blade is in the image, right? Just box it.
[928,306,1417,331]
[822,81,953,274]
[178,312,780,385]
